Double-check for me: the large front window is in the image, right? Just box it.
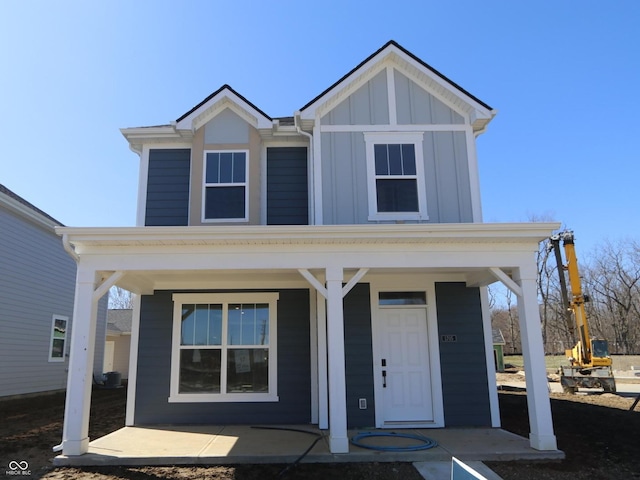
[364,132,427,221]
[203,151,248,221]
[170,293,278,402]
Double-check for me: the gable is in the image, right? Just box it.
[204,108,250,144]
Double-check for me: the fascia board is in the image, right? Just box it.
[56,223,560,249]
[175,88,272,131]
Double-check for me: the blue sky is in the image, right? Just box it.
[1,1,638,254]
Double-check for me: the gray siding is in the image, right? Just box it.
[395,70,465,125]
[204,108,249,144]
[321,132,369,224]
[145,149,191,226]
[321,70,389,125]
[435,282,490,426]
[0,207,76,397]
[424,131,473,223]
[320,131,472,224]
[266,147,308,225]
[135,289,311,425]
[344,283,375,428]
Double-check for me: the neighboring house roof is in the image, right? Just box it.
[107,309,133,335]
[492,328,506,345]
[0,183,64,228]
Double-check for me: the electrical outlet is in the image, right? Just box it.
[359,398,367,409]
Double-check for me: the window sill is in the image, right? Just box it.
[368,213,429,222]
[168,393,279,403]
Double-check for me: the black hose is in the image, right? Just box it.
[250,426,324,477]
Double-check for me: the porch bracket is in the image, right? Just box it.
[342,268,369,297]
[489,267,523,298]
[92,271,125,302]
[298,269,328,299]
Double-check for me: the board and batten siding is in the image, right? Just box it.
[321,131,472,224]
[145,149,191,226]
[319,68,473,225]
[321,69,389,126]
[0,205,108,396]
[435,282,491,426]
[266,147,309,225]
[134,289,311,425]
[344,283,375,428]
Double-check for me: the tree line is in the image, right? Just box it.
[491,236,640,355]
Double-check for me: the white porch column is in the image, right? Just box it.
[326,265,349,453]
[317,289,329,429]
[61,265,99,456]
[514,266,558,451]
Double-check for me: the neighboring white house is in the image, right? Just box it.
[57,40,559,457]
[104,309,132,379]
[0,184,106,398]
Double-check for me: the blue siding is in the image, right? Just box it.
[266,147,308,225]
[135,289,311,425]
[435,282,490,426]
[344,283,376,428]
[145,149,191,226]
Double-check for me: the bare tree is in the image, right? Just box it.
[108,286,133,309]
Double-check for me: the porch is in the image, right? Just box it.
[54,425,564,466]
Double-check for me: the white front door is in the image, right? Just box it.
[104,340,115,373]
[379,308,433,424]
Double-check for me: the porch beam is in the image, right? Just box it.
[489,267,523,298]
[298,269,328,299]
[514,266,558,451]
[342,268,369,297]
[326,266,348,453]
[61,265,100,456]
[92,270,125,302]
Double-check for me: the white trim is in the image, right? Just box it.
[480,286,500,427]
[316,286,328,429]
[169,292,279,403]
[125,294,141,426]
[386,66,397,125]
[136,146,150,226]
[465,126,483,222]
[364,131,428,221]
[48,315,69,362]
[312,118,323,224]
[201,150,250,223]
[320,124,469,133]
[369,279,444,428]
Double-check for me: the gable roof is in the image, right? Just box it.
[298,40,495,132]
[0,183,63,228]
[107,309,133,334]
[174,84,272,132]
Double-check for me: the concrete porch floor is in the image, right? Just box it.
[54,425,564,467]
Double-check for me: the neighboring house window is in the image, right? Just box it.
[203,150,248,221]
[170,293,279,402]
[364,132,428,221]
[49,315,68,362]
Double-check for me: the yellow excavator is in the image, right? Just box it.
[550,231,616,394]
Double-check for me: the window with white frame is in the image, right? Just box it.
[364,132,428,221]
[203,150,248,221]
[49,315,68,362]
[170,293,279,402]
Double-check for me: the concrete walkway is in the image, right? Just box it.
[54,425,563,479]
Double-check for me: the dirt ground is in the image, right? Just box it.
[1,375,639,479]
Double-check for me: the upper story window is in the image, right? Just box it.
[203,151,248,222]
[364,133,428,222]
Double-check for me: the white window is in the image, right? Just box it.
[364,132,428,221]
[169,293,279,402]
[49,315,68,362]
[203,150,248,222]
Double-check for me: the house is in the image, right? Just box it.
[0,184,106,398]
[104,309,133,379]
[56,40,559,457]
[492,328,506,373]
